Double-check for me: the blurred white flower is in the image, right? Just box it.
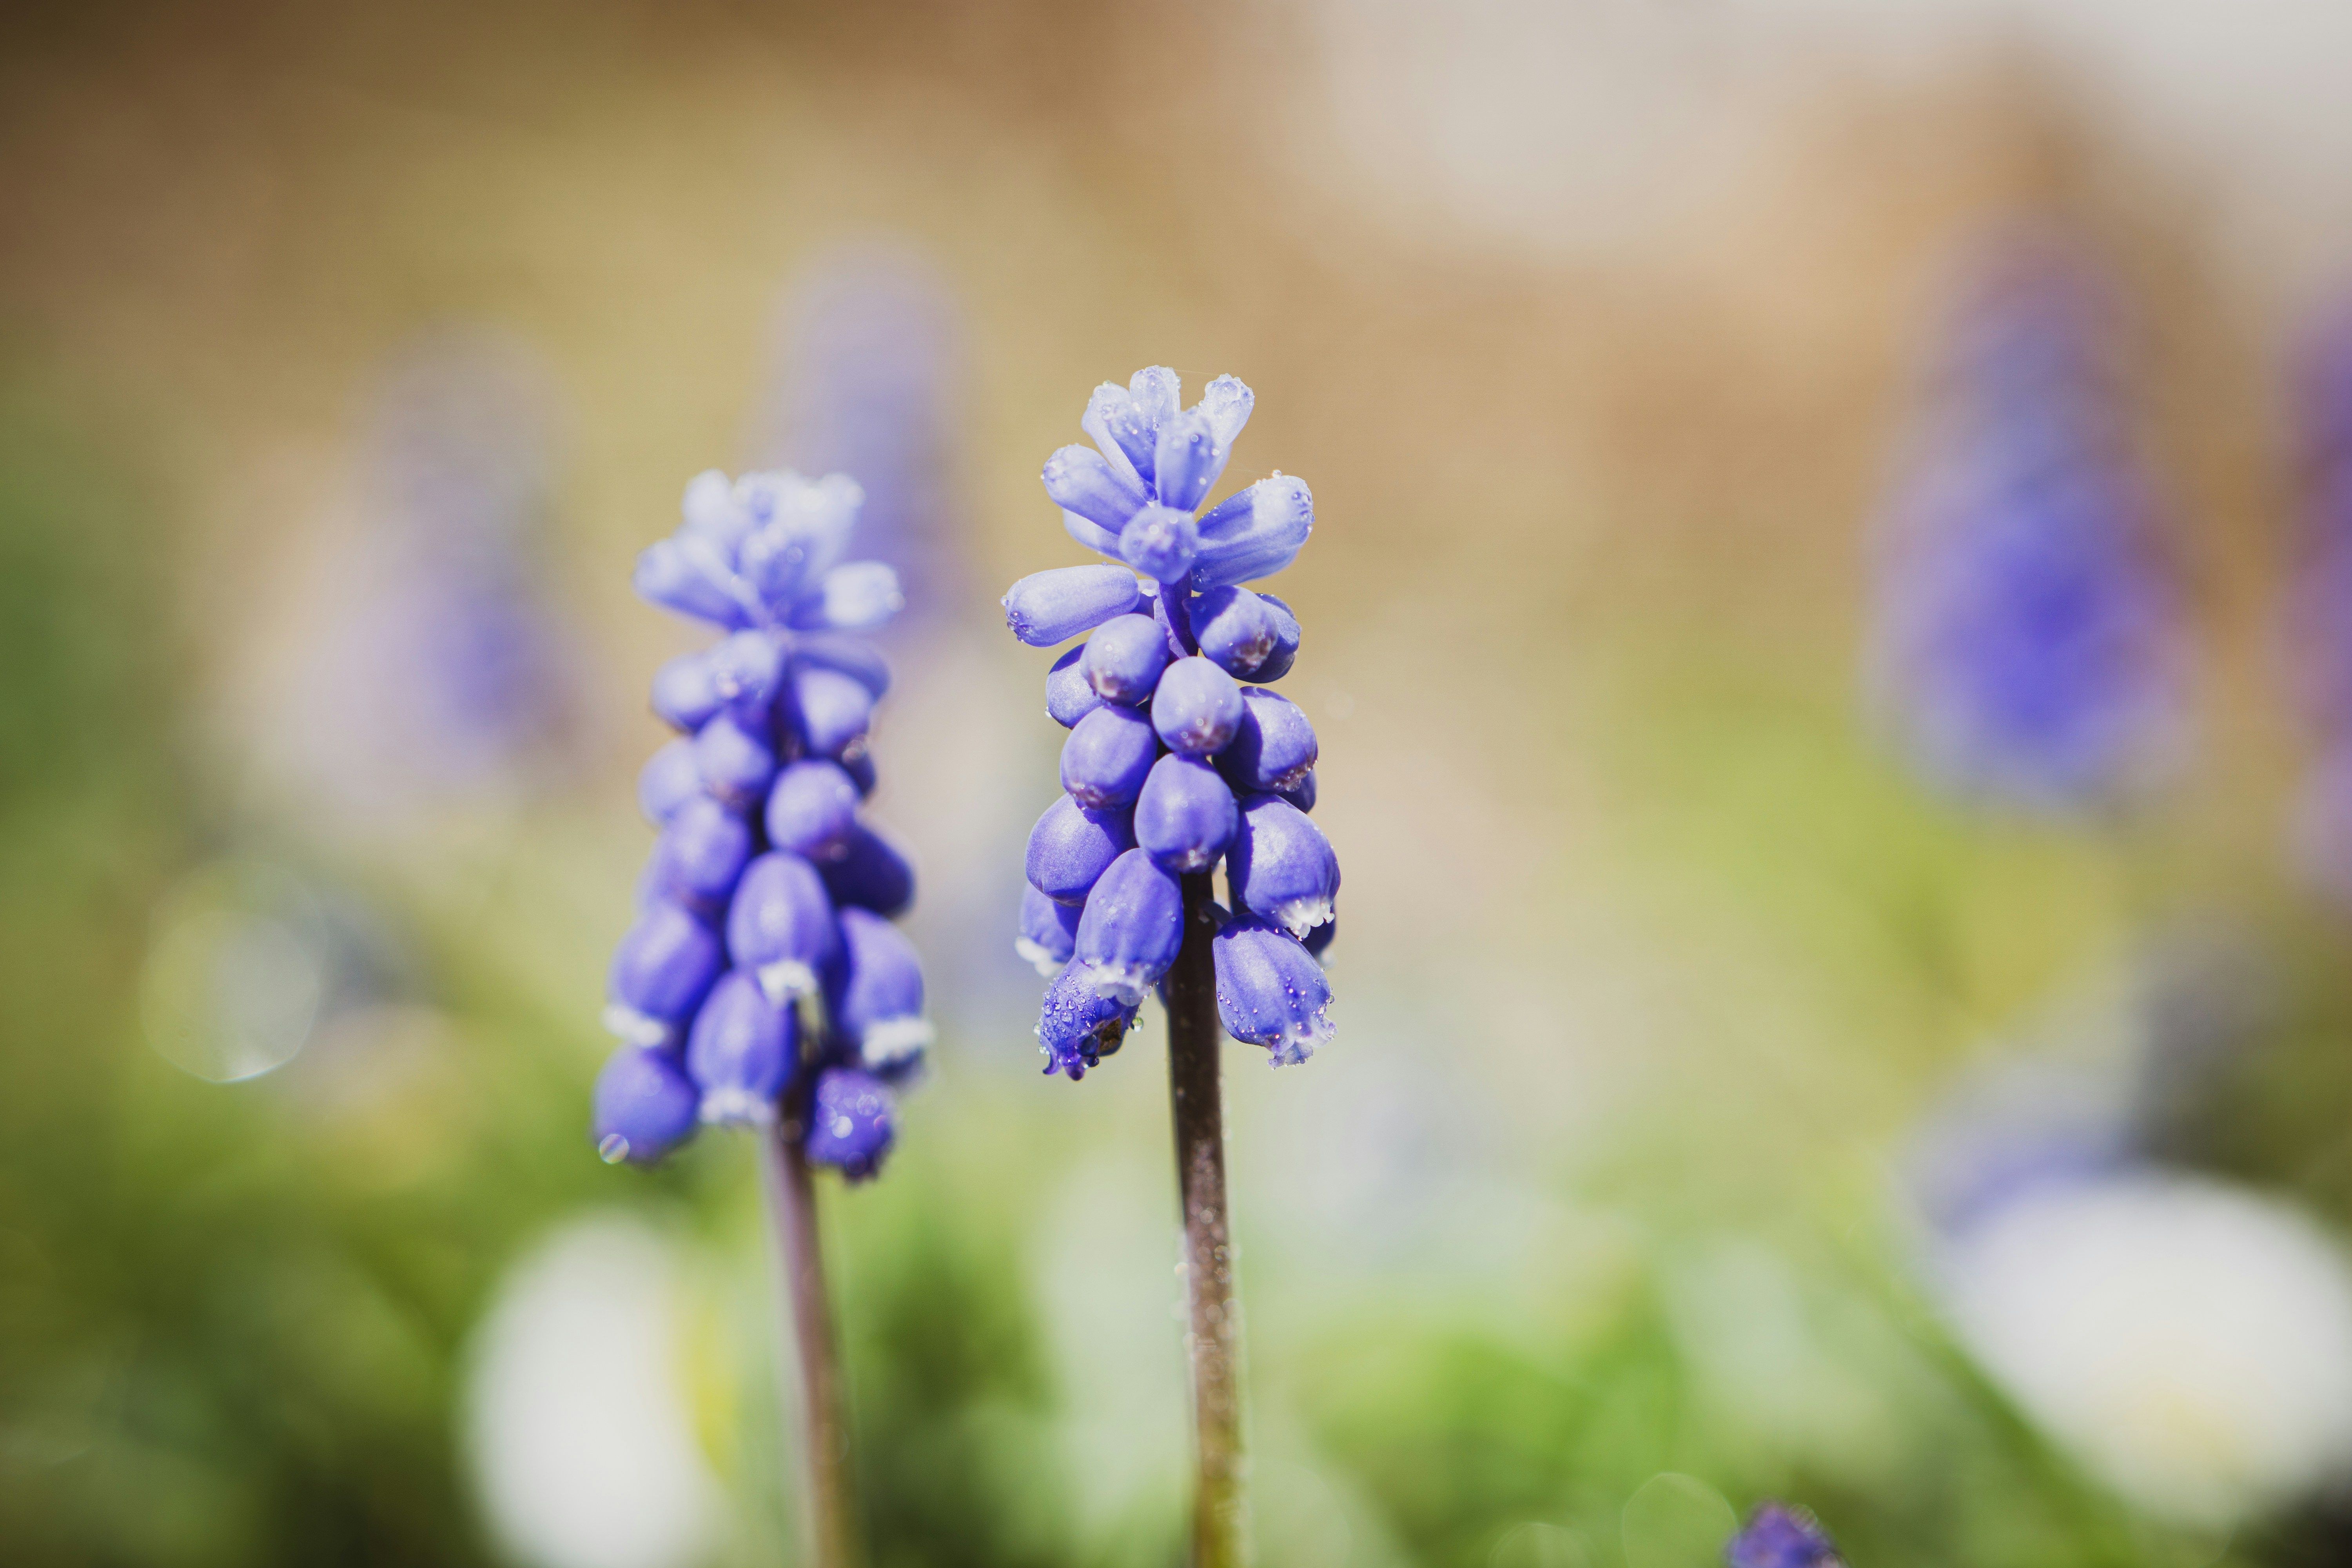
[1942,1172,2352,1526]
[462,1214,725,1568]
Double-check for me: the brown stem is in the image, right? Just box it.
[1166,870,1249,1567]
[759,1100,860,1568]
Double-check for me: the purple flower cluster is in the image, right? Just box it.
[2288,304,2352,903]
[593,470,926,1178]
[1871,232,2186,813]
[1726,1504,1843,1568]
[1005,368,1339,1078]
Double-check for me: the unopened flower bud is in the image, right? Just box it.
[834,907,933,1071]
[1073,849,1184,1004]
[1134,754,1238,872]
[1046,644,1105,728]
[1217,688,1318,793]
[1151,655,1245,756]
[686,971,797,1124]
[1119,503,1200,583]
[606,900,724,1043]
[1211,918,1333,1065]
[786,664,873,758]
[1277,767,1316,815]
[1726,1504,1844,1568]
[1081,613,1173,705]
[820,824,916,918]
[790,633,890,699]
[1061,703,1161,809]
[645,795,753,913]
[651,647,726,731]
[594,1045,702,1165]
[1003,564,1145,647]
[693,711,778,809]
[1026,794,1136,905]
[764,759,861,862]
[724,851,840,1004]
[638,738,702,825]
[1227,793,1339,936]
[1153,408,1229,513]
[634,535,751,627]
[1043,443,1149,531]
[1191,585,1282,679]
[1191,474,1312,590]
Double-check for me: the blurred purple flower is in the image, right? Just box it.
[1726,1503,1843,1568]
[597,469,928,1179]
[1869,231,2188,814]
[753,245,965,622]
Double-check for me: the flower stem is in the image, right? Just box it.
[1167,870,1249,1567]
[759,1100,860,1568]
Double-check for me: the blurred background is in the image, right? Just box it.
[11,2,2352,1564]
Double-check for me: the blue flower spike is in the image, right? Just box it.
[596,466,928,1180]
[1725,1503,1844,1568]
[1006,368,1336,1073]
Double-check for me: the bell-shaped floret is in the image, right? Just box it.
[804,1067,895,1181]
[634,534,755,627]
[594,1045,702,1165]
[1191,475,1313,590]
[1060,702,1161,809]
[1004,564,1145,647]
[1073,849,1184,1005]
[1227,793,1339,936]
[1211,918,1334,1066]
[1153,408,1229,514]
[833,907,933,1071]
[1217,688,1318,793]
[1151,656,1245,756]
[785,665,874,759]
[638,738,702,825]
[1081,613,1173,706]
[1017,883,1083,976]
[1134,754,1238,872]
[686,971,797,1124]
[606,900,724,1045]
[802,561,902,632]
[644,795,753,916]
[725,851,842,1005]
[1118,503,1200,583]
[692,711,778,809]
[821,823,916,918]
[1026,794,1136,905]
[791,633,889,699]
[1037,959,1139,1080]
[1046,644,1105,729]
[1044,443,1150,532]
[765,759,861,862]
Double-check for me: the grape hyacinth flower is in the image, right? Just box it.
[1726,1504,1844,1568]
[1004,367,1339,1566]
[2287,302,2352,906]
[1869,230,2188,814]
[594,467,927,1568]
